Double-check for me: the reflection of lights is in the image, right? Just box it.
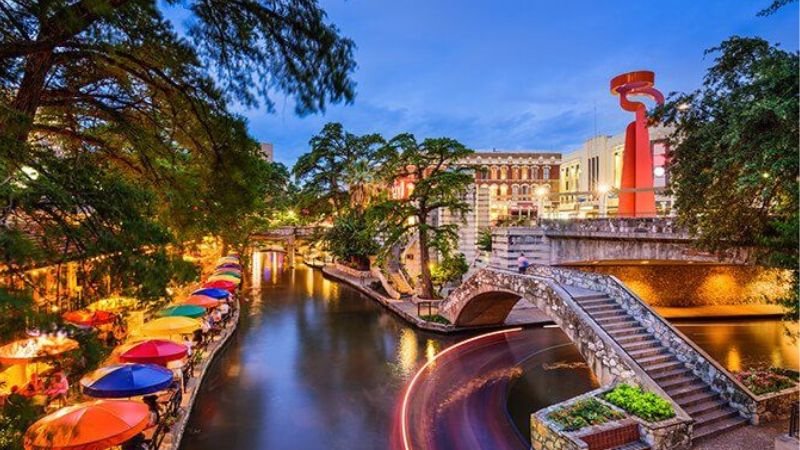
[726,347,742,372]
[425,339,438,364]
[400,328,521,450]
[251,251,262,290]
[398,329,418,376]
[653,166,665,177]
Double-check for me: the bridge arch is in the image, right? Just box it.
[451,285,522,327]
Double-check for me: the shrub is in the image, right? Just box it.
[603,384,675,422]
[420,314,450,325]
[736,367,797,395]
[547,398,625,431]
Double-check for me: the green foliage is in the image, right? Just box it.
[0,394,41,450]
[547,398,625,431]
[373,135,474,298]
[322,209,380,269]
[736,367,797,395]
[430,253,469,288]
[603,384,675,422]
[294,123,386,220]
[477,228,493,253]
[420,314,450,325]
[653,36,799,326]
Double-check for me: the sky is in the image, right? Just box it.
[168,1,799,167]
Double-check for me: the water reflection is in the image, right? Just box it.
[675,320,799,371]
[181,253,592,450]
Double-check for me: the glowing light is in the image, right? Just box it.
[653,166,665,177]
[761,172,770,179]
[400,327,522,450]
[535,186,547,198]
[398,329,419,376]
[597,184,610,194]
[677,102,691,111]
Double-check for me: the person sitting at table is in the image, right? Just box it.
[44,370,69,406]
[219,301,230,317]
[210,309,223,325]
[142,395,160,427]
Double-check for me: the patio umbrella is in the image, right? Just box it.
[211,269,242,278]
[192,288,230,299]
[86,296,138,312]
[141,317,201,338]
[156,305,206,319]
[25,400,149,450]
[217,256,239,265]
[183,295,221,308]
[63,310,116,327]
[207,274,240,284]
[0,336,79,365]
[118,339,188,366]
[216,263,241,270]
[203,280,237,291]
[81,363,173,398]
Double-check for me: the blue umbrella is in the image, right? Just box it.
[81,363,174,398]
[192,288,230,299]
[216,263,241,270]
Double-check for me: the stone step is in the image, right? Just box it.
[651,367,694,381]
[665,381,710,400]
[676,390,721,408]
[621,339,662,352]
[628,347,670,359]
[604,321,645,332]
[583,304,624,314]
[609,327,650,338]
[692,415,749,442]
[573,293,610,301]
[637,353,677,366]
[694,407,741,428]
[615,331,654,343]
[657,374,699,390]
[643,360,687,375]
[684,397,729,417]
[592,310,629,319]
[575,296,615,306]
[612,441,650,450]
[595,316,639,329]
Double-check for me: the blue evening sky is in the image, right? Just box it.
[166,1,798,167]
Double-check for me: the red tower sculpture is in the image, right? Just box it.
[610,71,664,217]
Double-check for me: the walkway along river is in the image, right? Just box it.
[180,251,798,450]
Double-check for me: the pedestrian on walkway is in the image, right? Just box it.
[517,253,529,274]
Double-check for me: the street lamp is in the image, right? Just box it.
[597,184,610,218]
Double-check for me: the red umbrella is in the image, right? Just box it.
[63,310,116,327]
[183,295,221,308]
[118,339,188,366]
[203,280,237,291]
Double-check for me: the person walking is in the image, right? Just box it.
[517,253,529,274]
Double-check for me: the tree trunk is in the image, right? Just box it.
[417,214,435,299]
[3,50,55,145]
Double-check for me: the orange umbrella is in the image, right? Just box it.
[25,400,149,450]
[182,295,221,308]
[63,310,116,327]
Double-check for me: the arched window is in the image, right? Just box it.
[511,184,519,200]
[500,165,508,180]
[499,184,508,199]
[532,166,540,179]
[543,166,551,179]
[521,166,529,180]
[511,166,519,180]
[490,166,498,180]
[521,184,529,199]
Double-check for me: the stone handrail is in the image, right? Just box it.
[528,265,760,421]
[370,267,402,300]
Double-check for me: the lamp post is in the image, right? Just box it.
[597,184,610,218]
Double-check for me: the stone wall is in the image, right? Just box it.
[528,265,760,422]
[754,386,800,424]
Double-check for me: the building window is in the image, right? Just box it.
[543,166,551,179]
[490,166,498,180]
[500,165,508,180]
[532,166,540,179]
[511,184,519,200]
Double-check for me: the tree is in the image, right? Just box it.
[374,135,473,298]
[322,208,380,270]
[293,123,385,220]
[653,36,798,324]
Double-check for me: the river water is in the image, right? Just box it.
[181,252,797,450]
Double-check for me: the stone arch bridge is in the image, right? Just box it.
[439,266,773,444]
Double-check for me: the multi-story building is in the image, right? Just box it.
[556,126,673,218]
[442,151,562,264]
[259,142,274,162]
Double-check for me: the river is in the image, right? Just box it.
[181,252,797,450]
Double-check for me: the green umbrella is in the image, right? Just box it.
[156,305,206,319]
[213,270,241,278]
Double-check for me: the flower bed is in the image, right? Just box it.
[420,314,450,325]
[603,384,675,422]
[547,398,625,431]
[736,367,797,395]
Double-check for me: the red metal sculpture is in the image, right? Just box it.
[611,71,664,217]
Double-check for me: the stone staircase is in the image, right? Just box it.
[570,290,749,442]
